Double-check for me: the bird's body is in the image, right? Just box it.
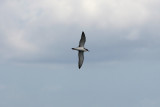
[72,32,89,69]
[72,47,88,52]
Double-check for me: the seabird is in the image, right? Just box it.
[72,31,89,69]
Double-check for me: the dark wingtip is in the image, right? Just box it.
[82,31,85,37]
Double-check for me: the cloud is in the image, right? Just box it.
[0,0,160,64]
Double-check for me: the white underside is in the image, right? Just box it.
[73,47,87,52]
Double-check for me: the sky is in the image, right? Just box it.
[0,0,160,107]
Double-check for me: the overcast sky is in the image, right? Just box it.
[0,0,160,107]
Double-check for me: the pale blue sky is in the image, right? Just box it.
[0,0,160,107]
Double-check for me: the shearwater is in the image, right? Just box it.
[72,32,89,69]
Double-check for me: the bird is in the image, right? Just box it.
[72,31,89,69]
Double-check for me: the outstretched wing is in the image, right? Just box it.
[79,32,86,47]
[78,51,84,69]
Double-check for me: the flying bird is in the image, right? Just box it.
[72,32,89,69]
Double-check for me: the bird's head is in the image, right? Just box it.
[85,48,89,52]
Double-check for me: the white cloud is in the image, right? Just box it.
[78,0,150,29]
[2,0,153,28]
[6,29,37,52]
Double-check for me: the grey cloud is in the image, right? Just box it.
[0,0,160,64]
